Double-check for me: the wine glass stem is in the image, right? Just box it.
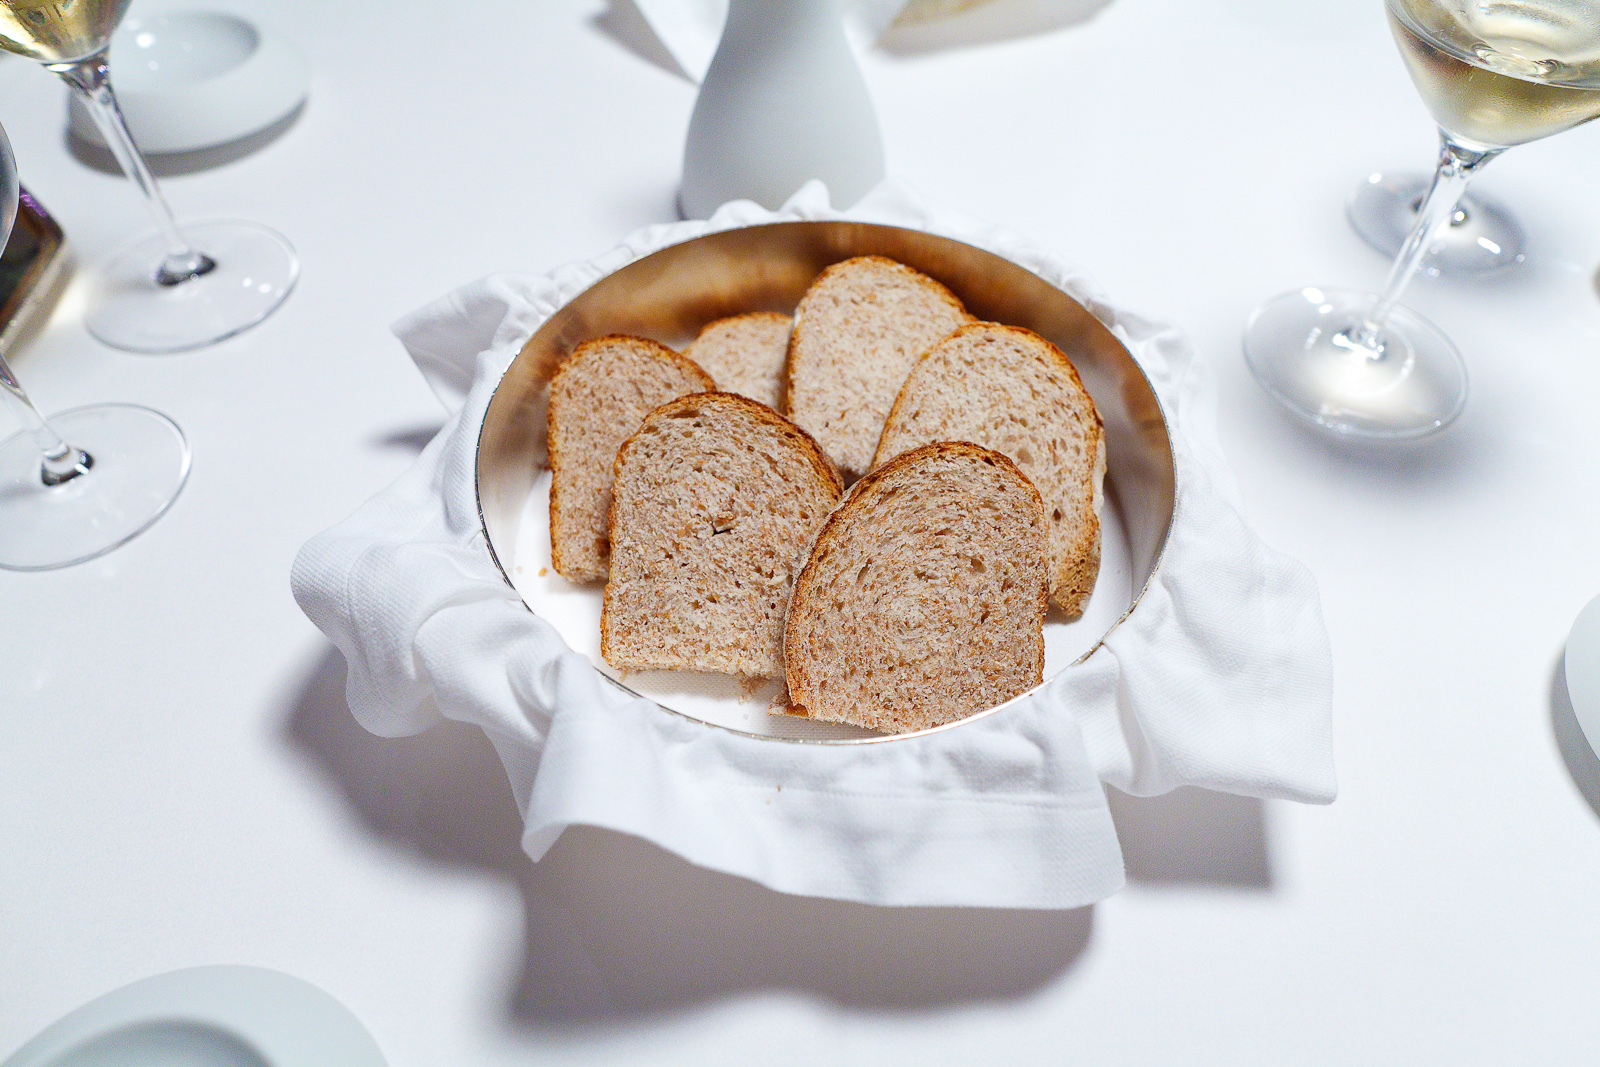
[50,53,215,285]
[1353,132,1501,349]
[0,348,91,484]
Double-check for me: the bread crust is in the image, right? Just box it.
[683,311,793,411]
[601,391,842,677]
[784,256,971,482]
[547,335,714,582]
[873,321,1105,616]
[784,441,1048,734]
[611,391,843,515]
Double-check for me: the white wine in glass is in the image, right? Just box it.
[0,0,124,64]
[1392,0,1600,145]
[1350,0,1600,273]
[1245,0,1600,439]
[0,0,297,352]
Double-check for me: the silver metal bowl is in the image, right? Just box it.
[476,221,1176,743]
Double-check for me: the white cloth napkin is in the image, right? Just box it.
[291,181,1335,909]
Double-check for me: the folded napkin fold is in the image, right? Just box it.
[292,180,1335,909]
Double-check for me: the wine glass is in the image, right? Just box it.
[1245,0,1600,438]
[1347,169,1526,275]
[0,121,190,570]
[0,0,297,353]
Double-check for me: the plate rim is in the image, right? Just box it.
[1,965,386,1067]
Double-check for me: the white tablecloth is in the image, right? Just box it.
[4,1,1599,1063]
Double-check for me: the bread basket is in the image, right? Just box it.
[474,221,1177,743]
[294,187,1332,907]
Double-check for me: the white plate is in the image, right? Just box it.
[1565,592,1600,761]
[2,967,385,1067]
[69,12,308,155]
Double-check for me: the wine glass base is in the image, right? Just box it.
[1348,172,1526,276]
[85,220,298,353]
[0,404,191,571]
[1243,287,1467,439]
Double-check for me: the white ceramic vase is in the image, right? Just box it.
[680,0,885,219]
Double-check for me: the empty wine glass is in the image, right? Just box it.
[0,121,190,570]
[0,0,296,353]
[1245,0,1600,438]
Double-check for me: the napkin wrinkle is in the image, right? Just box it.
[292,177,1335,908]
[517,657,1126,905]
[1074,443,1335,801]
[394,279,524,412]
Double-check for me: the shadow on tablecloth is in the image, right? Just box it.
[65,101,306,178]
[590,0,694,82]
[1106,787,1272,889]
[282,642,1273,1028]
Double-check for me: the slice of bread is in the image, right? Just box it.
[682,311,792,410]
[602,392,842,678]
[548,335,714,582]
[784,441,1048,734]
[785,256,971,482]
[874,322,1106,616]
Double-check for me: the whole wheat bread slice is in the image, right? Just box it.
[874,322,1106,616]
[682,311,792,410]
[547,335,714,582]
[602,392,842,678]
[785,256,971,482]
[784,441,1048,734]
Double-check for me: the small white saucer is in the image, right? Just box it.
[69,11,307,154]
[1566,593,1600,761]
[2,966,386,1067]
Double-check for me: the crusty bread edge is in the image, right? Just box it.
[781,255,972,423]
[783,440,1049,733]
[686,310,796,412]
[871,321,1106,616]
[547,334,714,582]
[613,390,843,499]
[600,391,844,673]
[688,310,794,343]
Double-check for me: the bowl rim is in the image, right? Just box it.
[474,220,1177,745]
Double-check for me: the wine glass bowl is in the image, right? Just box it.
[1389,0,1600,152]
[0,0,127,65]
[1245,0,1600,439]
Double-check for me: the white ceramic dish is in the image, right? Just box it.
[1,966,386,1067]
[1565,592,1600,760]
[69,11,307,155]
